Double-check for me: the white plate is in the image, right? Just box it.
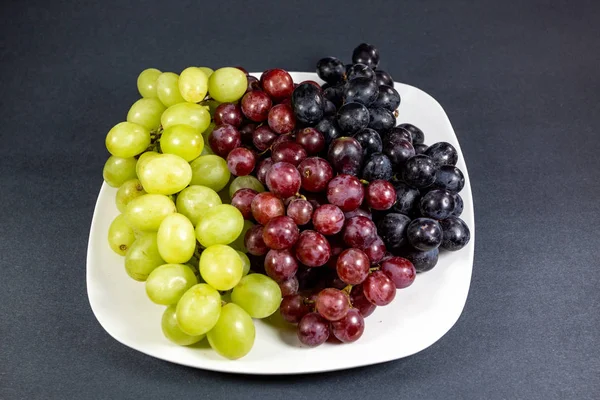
[87,72,475,375]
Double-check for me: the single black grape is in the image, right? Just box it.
[323,99,337,117]
[376,213,411,251]
[368,107,396,132]
[406,218,442,251]
[328,137,364,176]
[414,143,428,154]
[372,85,400,112]
[346,63,375,81]
[323,82,346,109]
[452,193,464,217]
[398,123,424,144]
[316,57,346,85]
[439,217,470,251]
[402,155,438,188]
[353,128,382,157]
[352,43,380,69]
[384,126,412,143]
[361,153,393,181]
[315,117,342,145]
[425,142,458,167]
[337,102,370,134]
[419,189,455,220]
[344,77,379,106]
[383,136,415,168]
[433,165,465,193]
[403,247,439,272]
[375,70,394,87]
[392,182,420,216]
[292,83,324,125]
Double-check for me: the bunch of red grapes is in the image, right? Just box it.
[209,43,471,347]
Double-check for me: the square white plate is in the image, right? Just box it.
[87,72,475,375]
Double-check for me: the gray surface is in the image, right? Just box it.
[1,0,599,399]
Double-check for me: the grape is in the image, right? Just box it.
[161,124,204,162]
[328,137,363,176]
[325,234,346,269]
[344,207,372,220]
[263,216,299,250]
[124,232,165,281]
[366,180,396,210]
[287,198,313,225]
[296,127,325,155]
[326,174,364,212]
[402,155,438,188]
[323,82,346,108]
[200,244,243,290]
[425,142,458,167]
[261,69,294,101]
[375,70,394,87]
[272,142,307,166]
[127,98,165,131]
[346,63,375,81]
[137,153,192,195]
[312,204,345,236]
[298,157,334,193]
[265,162,301,199]
[157,213,196,264]
[161,102,211,134]
[208,67,247,103]
[344,77,379,106]
[315,117,342,145]
[331,309,365,343]
[336,248,370,284]
[315,288,349,321]
[156,72,185,107]
[256,158,274,185]
[316,57,345,84]
[137,68,162,98]
[268,104,296,134]
[403,247,439,272]
[198,66,214,78]
[208,124,241,157]
[178,67,209,103]
[214,103,243,127]
[419,189,455,220]
[207,303,255,359]
[439,217,470,251]
[241,90,272,122]
[189,155,231,192]
[295,230,331,267]
[383,136,415,167]
[363,270,395,306]
[137,152,160,182]
[372,85,401,112]
[175,185,221,226]
[377,213,411,251]
[280,294,310,323]
[433,165,465,193]
[380,257,416,289]
[407,218,443,251]
[279,276,299,297]
[237,251,251,276]
[368,107,396,132]
[452,193,464,217]
[227,147,256,176]
[414,143,428,154]
[362,152,393,181]
[353,128,382,157]
[125,194,176,232]
[107,214,136,256]
[392,183,421,216]
[337,102,369,134]
[297,312,330,347]
[244,224,268,256]
[161,305,205,346]
[352,43,380,69]
[145,264,197,305]
[229,175,265,198]
[245,75,260,92]
[398,123,424,144]
[195,204,244,247]
[176,283,221,336]
[231,188,258,219]
[350,284,376,318]
[231,273,282,318]
[292,83,324,125]
[102,156,137,188]
[230,220,255,253]
[323,98,336,116]
[105,122,150,158]
[385,126,413,143]
[115,179,146,213]
[343,216,377,248]
[252,125,277,151]
[239,121,256,145]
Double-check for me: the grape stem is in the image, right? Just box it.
[369,266,380,272]
[360,179,369,185]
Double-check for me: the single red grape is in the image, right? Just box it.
[343,216,377,248]
[272,142,307,166]
[326,174,365,212]
[263,216,299,250]
[226,147,256,176]
[297,157,334,193]
[230,188,258,220]
[261,69,294,102]
[297,312,329,346]
[265,162,301,199]
[265,248,299,282]
[366,180,397,210]
[246,75,260,92]
[244,225,268,256]
[280,294,310,323]
[251,192,285,225]
[363,236,386,264]
[336,248,370,285]
[279,276,299,297]
[208,124,241,157]
[363,270,396,306]
[331,309,365,343]
[241,90,272,122]
[350,284,376,317]
[312,204,345,236]
[252,125,277,151]
[315,288,350,321]
[287,198,313,225]
[268,104,296,134]
[295,230,331,267]
[380,257,416,289]
[256,157,274,185]
[214,103,243,127]
[296,127,325,155]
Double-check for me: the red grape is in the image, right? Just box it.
[239,121,256,145]
[380,257,416,289]
[366,180,397,210]
[297,157,334,193]
[295,230,331,267]
[266,162,301,199]
[331,309,365,343]
[315,288,350,321]
[296,127,325,155]
[230,188,258,220]
[252,125,277,151]
[244,225,268,256]
[343,216,377,248]
[326,174,365,212]
[256,157,274,185]
[297,312,330,346]
[272,133,294,147]
[214,103,243,127]
[279,276,299,297]
[363,270,396,306]
[312,204,345,235]
[235,66,249,75]
[363,236,386,264]
[279,97,292,107]
[246,75,260,92]
[271,142,307,166]
[268,104,296,134]
[336,248,370,284]
[280,294,310,323]
[328,137,364,176]
[261,69,294,102]
[208,124,241,157]
[241,90,272,122]
[251,192,285,225]
[226,147,256,176]
[263,216,299,250]
[344,207,372,220]
[265,248,299,282]
[325,234,345,269]
[350,284,376,318]
[287,198,314,225]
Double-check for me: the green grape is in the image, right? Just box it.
[189,155,230,192]
[126,98,166,131]
[229,175,265,198]
[103,156,137,188]
[161,125,204,162]
[156,72,185,107]
[200,99,221,116]
[115,179,146,213]
[137,68,162,98]
[237,251,251,276]
[176,283,221,336]
[161,305,205,346]
[179,67,209,103]
[199,244,243,290]
[146,263,197,305]
[198,67,214,78]
[195,204,244,247]
[208,67,248,103]
[230,220,254,253]
[137,153,192,195]
[161,103,211,134]
[125,193,176,232]
[157,213,196,264]
[105,122,150,158]
[124,232,164,281]
[231,274,282,319]
[207,303,255,360]
[175,185,221,226]
[108,214,136,256]
[135,151,159,177]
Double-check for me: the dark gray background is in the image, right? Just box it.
[1,0,599,398]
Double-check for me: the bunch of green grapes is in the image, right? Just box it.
[104,66,281,360]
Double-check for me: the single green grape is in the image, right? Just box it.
[137,68,162,98]
[124,232,164,281]
[228,175,266,198]
[105,122,150,158]
[195,204,244,247]
[199,244,243,290]
[137,153,192,195]
[161,305,205,346]
[208,67,247,103]
[135,151,159,177]
[207,303,255,360]
[156,72,185,107]
[236,251,251,276]
[179,67,209,103]
[115,179,146,213]
[231,273,282,319]
[230,220,254,253]
[176,283,221,336]
[197,67,214,78]
[175,185,221,226]
[125,193,176,232]
[189,155,230,192]
[161,103,211,134]
[126,98,166,131]
[156,213,196,264]
[146,263,197,305]
[103,156,137,188]
[108,214,136,256]
[161,125,204,162]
